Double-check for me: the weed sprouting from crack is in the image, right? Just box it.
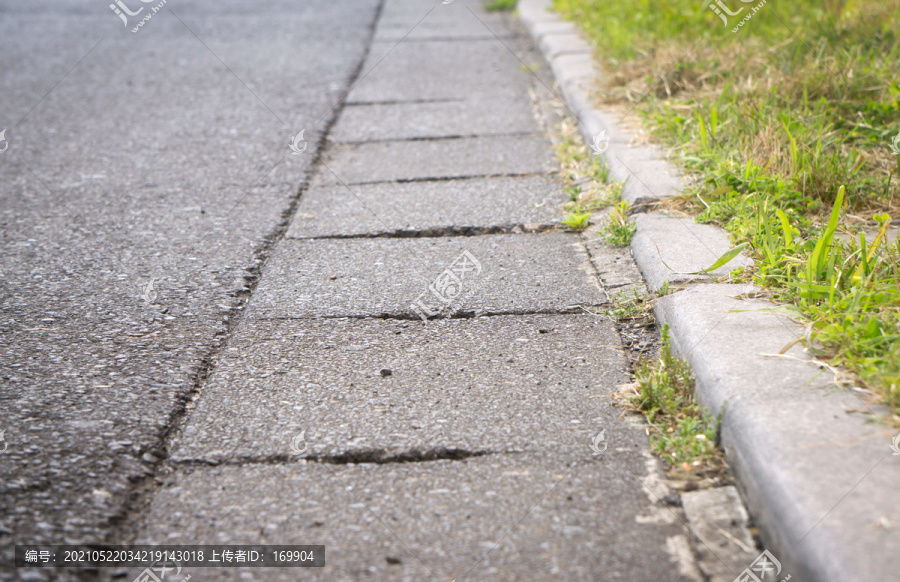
[598,200,637,246]
[617,324,729,487]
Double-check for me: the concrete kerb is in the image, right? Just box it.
[518,1,900,581]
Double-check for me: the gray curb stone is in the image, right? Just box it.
[518,2,900,581]
[655,285,899,582]
[630,213,753,292]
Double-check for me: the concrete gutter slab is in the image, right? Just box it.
[137,453,694,581]
[347,39,531,103]
[331,98,541,142]
[172,314,628,462]
[680,486,759,582]
[319,135,557,184]
[248,233,605,319]
[286,175,565,238]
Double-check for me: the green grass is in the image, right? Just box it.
[555,0,900,419]
[604,288,650,320]
[485,0,517,11]
[600,200,637,246]
[555,120,622,214]
[630,325,724,475]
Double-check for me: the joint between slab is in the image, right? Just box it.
[253,305,610,323]
[173,448,496,468]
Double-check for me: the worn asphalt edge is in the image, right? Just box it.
[517,1,897,582]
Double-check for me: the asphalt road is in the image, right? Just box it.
[0,0,381,577]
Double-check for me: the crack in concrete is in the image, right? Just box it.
[256,304,610,323]
[344,170,555,186]
[286,222,559,240]
[345,97,463,106]
[176,447,493,467]
[334,130,541,145]
[371,36,520,44]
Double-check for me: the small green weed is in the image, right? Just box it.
[562,212,591,232]
[604,288,650,320]
[600,201,637,246]
[630,325,725,478]
[485,0,517,11]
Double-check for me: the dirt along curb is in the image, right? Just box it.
[517,1,900,581]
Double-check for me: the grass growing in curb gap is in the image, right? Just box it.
[554,120,623,214]
[600,201,637,246]
[554,0,900,419]
[485,0,517,12]
[629,325,725,479]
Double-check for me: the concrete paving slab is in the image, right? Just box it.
[375,22,515,41]
[135,454,695,581]
[581,227,646,298]
[375,1,514,41]
[680,486,758,582]
[655,285,900,582]
[331,98,541,142]
[172,314,627,462]
[286,175,565,238]
[375,14,515,43]
[248,234,605,319]
[321,135,556,184]
[347,40,532,103]
[631,213,753,292]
